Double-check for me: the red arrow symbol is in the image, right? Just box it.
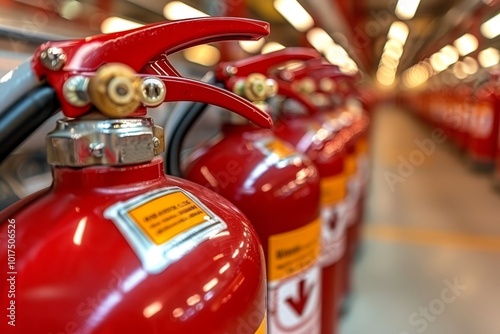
[329,212,338,231]
[285,279,313,316]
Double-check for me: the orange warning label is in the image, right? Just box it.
[255,313,267,334]
[356,137,368,155]
[321,174,347,205]
[268,219,320,281]
[265,139,295,160]
[344,154,357,177]
[128,191,209,245]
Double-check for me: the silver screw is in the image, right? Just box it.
[89,143,105,158]
[63,76,90,107]
[141,77,166,107]
[40,47,67,71]
[152,137,160,149]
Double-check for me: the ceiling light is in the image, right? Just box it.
[480,13,500,39]
[325,44,349,65]
[430,52,448,72]
[59,0,83,20]
[377,69,396,86]
[261,42,286,54]
[453,61,467,79]
[453,33,478,56]
[380,56,399,68]
[440,45,459,65]
[306,27,334,53]
[239,39,266,54]
[388,21,409,44]
[384,39,404,54]
[274,0,314,32]
[101,16,143,33]
[382,47,403,59]
[183,45,220,67]
[163,1,209,20]
[478,47,499,68]
[395,0,421,20]
[463,56,478,75]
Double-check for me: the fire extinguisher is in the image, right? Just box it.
[467,71,500,171]
[276,60,370,311]
[271,62,350,334]
[169,51,323,334]
[214,49,348,334]
[0,18,274,334]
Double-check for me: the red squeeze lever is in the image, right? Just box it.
[31,17,270,119]
[153,75,272,127]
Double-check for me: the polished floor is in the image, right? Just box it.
[342,104,500,334]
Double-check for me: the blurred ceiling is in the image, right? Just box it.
[0,0,498,84]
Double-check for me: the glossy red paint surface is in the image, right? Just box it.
[184,124,321,333]
[185,124,320,257]
[274,114,346,334]
[0,157,267,334]
[467,84,500,166]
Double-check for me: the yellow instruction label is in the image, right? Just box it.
[128,191,209,245]
[321,173,347,205]
[344,154,357,177]
[255,313,267,334]
[268,219,320,281]
[265,139,295,160]
[356,137,368,155]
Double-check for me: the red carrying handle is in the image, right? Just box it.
[31,17,270,120]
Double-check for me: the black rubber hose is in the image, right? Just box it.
[0,86,59,163]
[165,75,223,177]
[166,101,209,177]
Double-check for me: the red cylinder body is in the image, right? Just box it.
[0,157,267,334]
[467,86,500,169]
[274,114,347,334]
[184,123,322,334]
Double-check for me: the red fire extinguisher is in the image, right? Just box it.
[0,18,274,334]
[467,71,500,171]
[213,49,347,334]
[177,53,323,334]
[276,60,370,311]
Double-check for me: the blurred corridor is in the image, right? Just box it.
[342,105,500,334]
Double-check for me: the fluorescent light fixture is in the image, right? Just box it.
[440,45,459,65]
[183,45,220,67]
[403,64,429,88]
[395,0,421,20]
[380,56,399,68]
[453,33,478,56]
[480,13,500,39]
[478,47,499,68]
[388,21,409,44]
[274,0,314,32]
[101,16,143,33]
[239,39,265,54]
[383,46,403,59]
[463,56,478,75]
[384,39,404,54]
[377,68,396,86]
[453,61,467,79]
[325,44,349,66]
[430,52,448,72]
[306,27,334,53]
[164,1,209,20]
[340,59,358,74]
[261,42,286,54]
[59,0,83,20]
